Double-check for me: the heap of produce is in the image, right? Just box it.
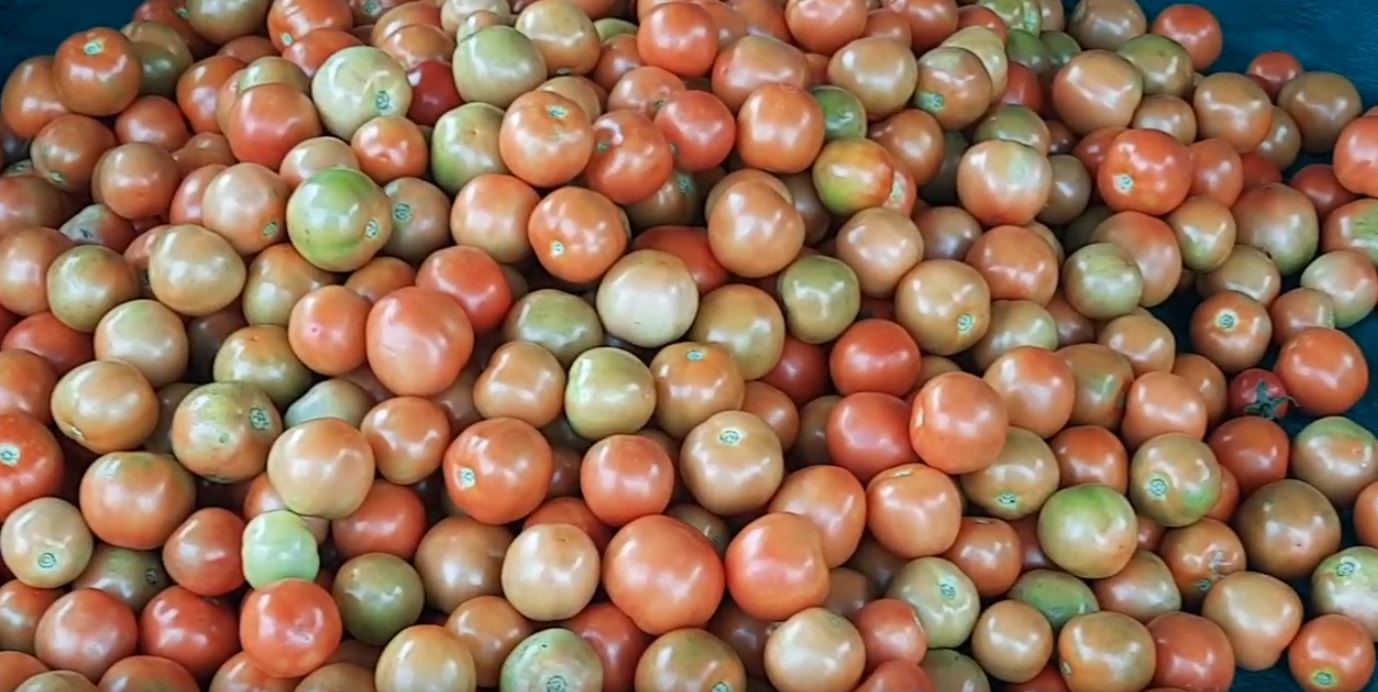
[0,0,1376,690]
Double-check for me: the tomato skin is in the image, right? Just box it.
[1227,368,1293,421]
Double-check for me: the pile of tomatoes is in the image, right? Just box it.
[0,0,1377,689]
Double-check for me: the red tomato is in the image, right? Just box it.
[239,579,343,679]
[1227,368,1294,421]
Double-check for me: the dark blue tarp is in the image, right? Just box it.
[2,1,1376,690]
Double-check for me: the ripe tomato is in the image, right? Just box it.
[653,90,736,173]
[0,413,63,521]
[1227,368,1293,421]
[239,579,342,678]
[585,109,676,204]
[1274,327,1369,416]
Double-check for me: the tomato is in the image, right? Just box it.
[32,588,137,681]
[711,35,810,112]
[472,342,563,430]
[909,372,1007,474]
[266,417,375,520]
[580,434,675,527]
[679,410,783,515]
[1098,313,1176,378]
[331,480,427,562]
[499,627,601,691]
[0,414,63,521]
[957,140,1052,226]
[350,116,428,184]
[51,359,159,455]
[443,417,553,525]
[93,143,182,221]
[652,90,736,173]
[1274,327,1368,416]
[606,65,684,118]
[498,91,595,189]
[239,579,342,678]
[53,28,142,117]
[224,83,323,169]
[139,585,239,680]
[830,319,921,397]
[528,186,630,284]
[585,108,676,204]
[603,514,724,634]
[1237,479,1341,583]
[597,249,701,347]
[441,595,531,688]
[1097,128,1191,216]
[31,114,116,194]
[448,175,538,265]
[813,139,915,217]
[365,286,474,397]
[1292,418,1378,512]
[160,508,244,598]
[1285,614,1375,692]
[1357,482,1378,549]
[501,523,599,622]
[1203,570,1304,671]
[1,56,70,140]
[79,451,195,550]
[1225,368,1291,421]
[636,2,718,78]
[415,246,513,336]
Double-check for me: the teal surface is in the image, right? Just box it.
[2,1,1377,690]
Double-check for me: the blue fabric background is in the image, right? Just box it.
[2,1,1375,690]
